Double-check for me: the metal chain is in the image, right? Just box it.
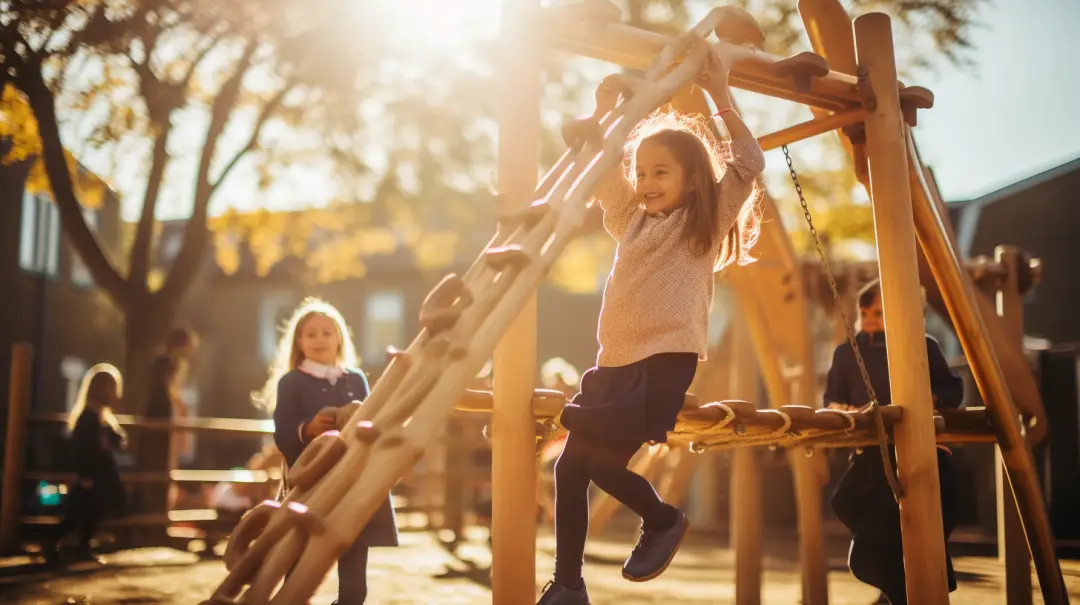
[782,145,904,502]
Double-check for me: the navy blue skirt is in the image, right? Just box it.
[560,352,698,445]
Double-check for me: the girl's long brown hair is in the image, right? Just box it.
[253,297,359,412]
[626,111,762,271]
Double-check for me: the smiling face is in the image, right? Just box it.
[635,139,692,214]
[859,293,884,334]
[296,313,342,366]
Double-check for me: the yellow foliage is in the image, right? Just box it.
[355,227,399,256]
[547,235,616,294]
[214,229,243,277]
[412,231,458,272]
[207,204,409,282]
[249,227,285,278]
[0,85,40,164]
[306,238,368,283]
[148,269,166,292]
[1,85,109,210]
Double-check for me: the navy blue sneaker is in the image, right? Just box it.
[622,509,690,582]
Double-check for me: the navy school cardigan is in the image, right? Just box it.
[272,368,398,547]
[823,331,964,410]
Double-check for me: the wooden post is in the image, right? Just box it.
[492,0,541,601]
[994,246,1033,603]
[730,275,827,605]
[787,413,829,605]
[1,344,33,554]
[728,318,763,605]
[445,423,467,544]
[854,13,950,604]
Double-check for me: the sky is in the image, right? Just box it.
[72,0,1080,221]
[913,0,1080,201]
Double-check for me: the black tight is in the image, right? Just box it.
[337,542,369,605]
[553,431,676,588]
[53,484,100,548]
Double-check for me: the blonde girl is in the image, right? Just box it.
[257,297,398,605]
[45,364,127,565]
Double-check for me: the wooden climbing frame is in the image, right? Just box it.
[201,2,1070,604]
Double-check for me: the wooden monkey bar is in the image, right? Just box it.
[541,13,860,110]
[542,4,942,164]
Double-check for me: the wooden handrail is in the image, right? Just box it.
[28,414,274,434]
[22,509,222,527]
[18,469,281,485]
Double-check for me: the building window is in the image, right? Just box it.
[161,230,183,263]
[259,291,298,363]
[363,291,405,363]
[60,356,89,412]
[19,191,60,276]
[70,209,100,287]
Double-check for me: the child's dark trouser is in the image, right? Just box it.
[836,447,960,605]
[337,542,370,605]
[553,431,678,588]
[54,484,101,548]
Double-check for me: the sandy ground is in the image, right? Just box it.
[2,528,1079,604]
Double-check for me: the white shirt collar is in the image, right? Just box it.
[298,359,345,385]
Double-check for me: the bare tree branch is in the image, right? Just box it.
[180,28,225,90]
[156,36,259,307]
[16,65,129,308]
[128,17,216,291]
[211,77,296,191]
[127,115,172,291]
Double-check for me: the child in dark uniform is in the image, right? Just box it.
[44,363,128,565]
[537,50,766,605]
[257,297,398,605]
[826,279,964,605]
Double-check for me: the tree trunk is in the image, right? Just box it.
[121,311,166,416]
[122,308,175,523]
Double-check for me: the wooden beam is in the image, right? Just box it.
[757,106,865,151]
[906,138,1049,437]
[994,246,1033,604]
[855,13,949,603]
[729,318,763,605]
[23,469,281,484]
[1,344,32,554]
[492,0,542,602]
[906,132,1067,602]
[541,16,861,111]
[797,0,868,185]
[29,414,275,434]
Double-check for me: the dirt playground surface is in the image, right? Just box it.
[2,529,1079,604]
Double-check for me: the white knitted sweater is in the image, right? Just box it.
[593,138,766,367]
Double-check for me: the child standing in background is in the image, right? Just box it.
[256,297,398,605]
[45,363,128,566]
[826,279,963,605]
